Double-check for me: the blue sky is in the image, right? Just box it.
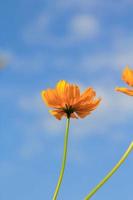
[0,0,133,200]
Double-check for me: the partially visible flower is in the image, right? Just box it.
[115,66,133,96]
[41,80,101,120]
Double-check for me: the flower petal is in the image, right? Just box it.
[42,89,61,108]
[75,98,101,118]
[56,81,80,105]
[77,99,101,112]
[49,110,65,120]
[41,81,101,120]
[73,87,97,108]
[115,87,133,96]
[65,84,80,105]
[122,66,133,86]
[56,80,68,96]
[76,110,91,118]
[79,88,96,104]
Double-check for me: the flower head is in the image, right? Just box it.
[41,80,101,120]
[115,66,133,96]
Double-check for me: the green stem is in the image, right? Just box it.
[52,117,70,200]
[84,141,133,200]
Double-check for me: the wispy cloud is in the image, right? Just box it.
[10,32,133,76]
[76,33,133,74]
[22,10,100,47]
[69,15,99,39]
[0,50,12,69]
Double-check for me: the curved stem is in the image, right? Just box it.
[52,118,70,200]
[84,142,133,200]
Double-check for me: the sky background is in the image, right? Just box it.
[0,0,133,200]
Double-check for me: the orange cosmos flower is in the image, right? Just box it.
[41,80,101,120]
[115,66,133,96]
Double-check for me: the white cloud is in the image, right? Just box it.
[76,33,133,74]
[69,15,99,39]
[3,30,133,83]
[1,50,54,73]
[114,35,133,67]
[22,11,100,47]
[0,50,12,69]
[21,9,133,73]
[21,0,133,47]
[23,13,50,44]
[18,94,45,114]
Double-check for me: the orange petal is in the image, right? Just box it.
[115,87,133,96]
[76,110,91,118]
[76,98,101,112]
[75,98,101,118]
[56,80,68,96]
[42,81,101,120]
[56,80,69,106]
[69,84,80,99]
[81,87,96,100]
[122,66,133,86]
[77,88,96,105]
[73,88,99,109]
[56,81,80,106]
[49,110,65,120]
[65,84,80,105]
[41,89,61,108]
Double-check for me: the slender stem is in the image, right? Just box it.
[84,142,133,200]
[52,118,70,200]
